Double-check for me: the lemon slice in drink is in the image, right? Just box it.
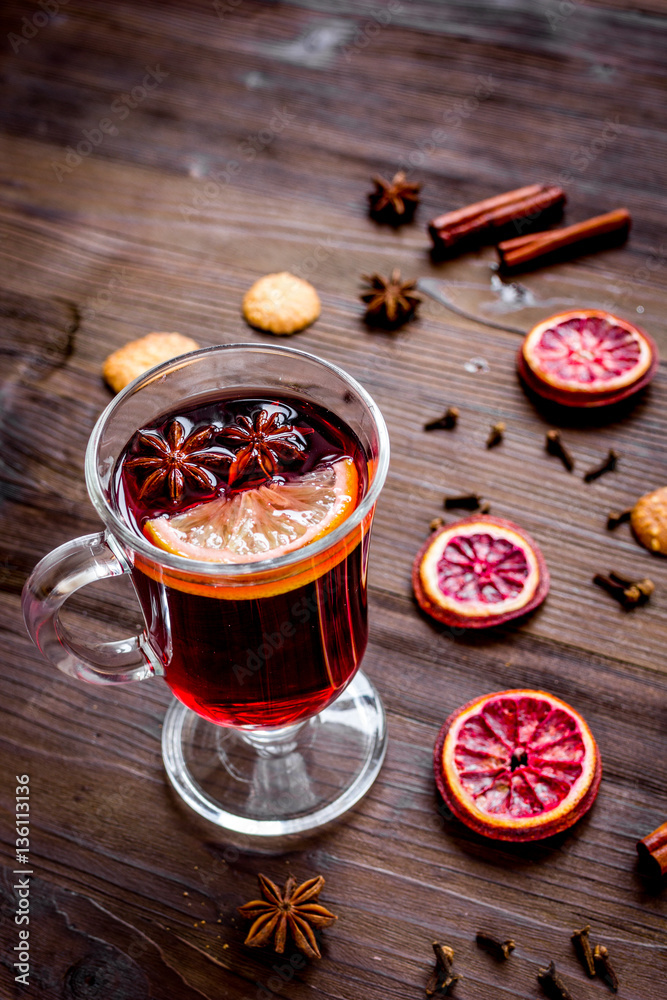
[145,458,359,563]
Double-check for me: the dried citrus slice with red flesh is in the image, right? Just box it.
[145,457,358,563]
[434,689,602,841]
[518,309,658,407]
[413,516,549,628]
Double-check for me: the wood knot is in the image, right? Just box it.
[63,947,149,999]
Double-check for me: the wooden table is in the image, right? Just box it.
[1,2,666,997]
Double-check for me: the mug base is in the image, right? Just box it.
[161,671,387,838]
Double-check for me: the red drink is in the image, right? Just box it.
[114,393,369,728]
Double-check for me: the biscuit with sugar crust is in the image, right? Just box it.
[242,272,321,335]
[631,486,667,554]
[103,332,200,392]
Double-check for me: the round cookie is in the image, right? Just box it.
[103,332,200,393]
[242,272,321,335]
[631,487,667,554]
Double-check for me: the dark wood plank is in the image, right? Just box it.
[0,2,666,998]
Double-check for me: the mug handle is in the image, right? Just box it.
[22,531,162,684]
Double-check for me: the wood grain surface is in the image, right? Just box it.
[1,1,666,997]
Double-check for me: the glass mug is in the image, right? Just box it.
[22,344,390,837]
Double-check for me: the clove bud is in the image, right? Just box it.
[584,449,618,483]
[424,407,459,431]
[476,931,515,961]
[426,942,459,997]
[594,945,619,993]
[571,925,595,977]
[486,421,505,449]
[537,961,574,1000]
[545,430,574,472]
[606,509,631,530]
[444,493,483,512]
[593,571,654,608]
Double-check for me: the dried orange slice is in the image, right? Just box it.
[145,458,358,563]
[518,309,658,407]
[434,689,602,841]
[413,516,549,629]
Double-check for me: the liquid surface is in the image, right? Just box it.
[116,393,365,544]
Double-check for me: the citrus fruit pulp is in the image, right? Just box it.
[434,689,601,842]
[413,517,549,628]
[145,457,359,564]
[519,310,657,407]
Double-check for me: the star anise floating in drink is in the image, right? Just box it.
[368,170,421,225]
[238,873,338,959]
[360,269,421,329]
[125,419,222,501]
[219,409,311,486]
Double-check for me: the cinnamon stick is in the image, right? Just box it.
[497,208,631,270]
[637,820,667,877]
[430,183,547,231]
[429,184,565,252]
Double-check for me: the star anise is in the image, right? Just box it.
[125,419,222,502]
[219,409,309,487]
[368,170,421,225]
[360,269,421,328]
[238,874,337,959]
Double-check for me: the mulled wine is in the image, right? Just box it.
[114,392,369,728]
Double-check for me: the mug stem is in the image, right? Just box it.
[239,721,310,756]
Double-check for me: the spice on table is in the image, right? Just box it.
[571,925,595,977]
[476,932,515,961]
[360,269,421,328]
[593,571,654,608]
[428,183,565,255]
[497,208,631,271]
[584,450,618,483]
[430,517,445,532]
[630,486,667,555]
[545,430,574,472]
[537,961,574,1000]
[444,493,484,512]
[486,421,505,449]
[237,873,337,959]
[607,509,632,530]
[368,170,421,225]
[594,945,619,993]
[636,820,667,877]
[425,942,459,997]
[424,407,459,431]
